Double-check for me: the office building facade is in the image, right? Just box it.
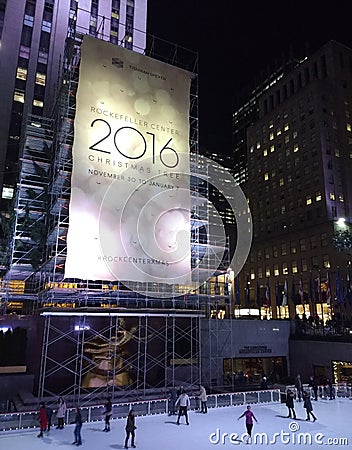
[0,0,147,243]
[237,41,352,321]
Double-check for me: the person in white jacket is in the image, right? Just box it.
[56,397,67,429]
[175,390,190,425]
[199,385,208,413]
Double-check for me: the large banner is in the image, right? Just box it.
[65,36,191,284]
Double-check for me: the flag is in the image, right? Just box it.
[282,279,288,306]
[316,271,322,303]
[298,278,304,304]
[245,278,250,306]
[346,271,352,303]
[336,269,342,304]
[256,279,261,307]
[235,276,240,305]
[291,276,296,304]
[276,282,282,307]
[326,270,332,306]
[265,278,271,307]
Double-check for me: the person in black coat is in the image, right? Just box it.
[285,389,296,419]
[168,387,178,416]
[308,376,318,401]
[124,409,136,449]
[103,398,112,432]
[303,391,317,422]
[72,406,82,446]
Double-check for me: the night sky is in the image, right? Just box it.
[147,1,352,155]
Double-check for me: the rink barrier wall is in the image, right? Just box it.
[284,383,351,399]
[0,389,280,432]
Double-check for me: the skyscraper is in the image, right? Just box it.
[0,0,147,242]
[236,40,352,320]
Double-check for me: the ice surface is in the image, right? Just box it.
[1,397,351,449]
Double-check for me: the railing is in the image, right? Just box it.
[0,389,280,432]
[284,383,352,399]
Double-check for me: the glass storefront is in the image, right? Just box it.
[223,356,287,387]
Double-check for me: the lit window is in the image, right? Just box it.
[2,186,14,199]
[16,67,27,80]
[36,73,46,85]
[281,205,286,214]
[14,91,25,103]
[263,149,268,156]
[110,30,118,37]
[347,123,352,132]
[279,178,284,186]
[323,255,330,268]
[265,267,271,277]
[269,132,274,141]
[306,196,312,205]
[330,192,335,200]
[270,145,275,153]
[250,145,254,153]
[292,262,298,274]
[256,141,261,149]
[316,192,322,201]
[112,12,119,19]
[293,143,299,152]
[264,172,269,181]
[339,194,344,202]
[33,99,44,107]
[284,123,289,131]
[284,135,290,144]
[276,129,282,136]
[282,263,289,275]
[269,121,274,129]
[292,130,298,139]
[274,265,279,276]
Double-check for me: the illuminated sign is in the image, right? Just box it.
[65,36,191,284]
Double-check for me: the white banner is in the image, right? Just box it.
[65,36,191,284]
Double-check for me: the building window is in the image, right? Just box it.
[330,192,335,200]
[274,264,279,276]
[291,261,298,274]
[347,123,352,132]
[270,145,275,153]
[299,239,306,251]
[321,233,328,247]
[282,263,288,275]
[281,243,287,256]
[310,236,317,249]
[264,172,269,181]
[339,194,344,202]
[35,72,46,85]
[263,149,268,156]
[323,255,330,268]
[33,99,44,107]
[16,67,27,80]
[265,267,271,277]
[293,143,299,152]
[306,195,312,205]
[302,259,308,271]
[14,91,25,103]
[316,191,322,201]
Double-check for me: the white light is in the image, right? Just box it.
[0,326,12,333]
[74,325,90,331]
[336,217,346,227]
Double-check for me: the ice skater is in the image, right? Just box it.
[168,387,178,416]
[56,396,67,429]
[176,390,190,425]
[303,391,317,422]
[199,385,208,413]
[285,389,296,419]
[37,402,48,438]
[238,405,258,443]
[102,397,112,431]
[72,406,82,446]
[124,409,136,449]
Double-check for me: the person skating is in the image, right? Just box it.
[56,396,67,429]
[175,390,190,425]
[72,406,83,446]
[238,405,258,443]
[308,376,318,401]
[303,391,317,422]
[37,402,48,438]
[295,374,304,402]
[285,389,296,419]
[102,397,112,431]
[124,409,136,449]
[199,385,208,413]
[45,404,53,431]
[168,387,178,416]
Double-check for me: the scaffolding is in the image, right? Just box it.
[3,24,231,404]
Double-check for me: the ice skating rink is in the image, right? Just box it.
[1,397,351,449]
